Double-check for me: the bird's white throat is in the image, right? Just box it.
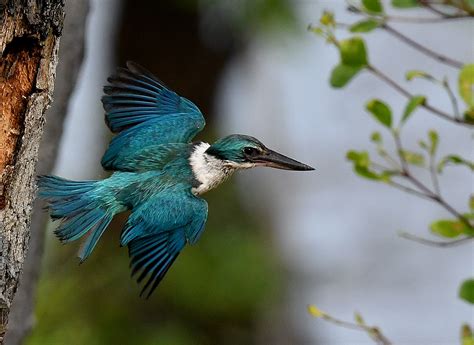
[190,142,253,195]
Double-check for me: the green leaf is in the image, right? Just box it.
[354,166,382,180]
[362,0,383,13]
[464,107,474,124]
[347,150,370,168]
[330,64,363,88]
[437,155,474,173]
[405,70,434,81]
[391,0,419,7]
[370,131,382,143]
[470,195,474,212]
[430,219,469,238]
[339,37,368,66]
[320,11,335,27]
[459,279,474,304]
[309,26,324,36]
[400,150,425,166]
[459,64,474,107]
[307,304,326,318]
[354,312,365,326]
[366,99,392,128]
[428,130,438,155]
[462,324,474,345]
[346,150,390,181]
[349,19,380,33]
[418,140,428,150]
[401,95,426,124]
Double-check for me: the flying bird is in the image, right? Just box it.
[38,62,314,297]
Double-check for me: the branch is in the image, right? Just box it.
[419,0,454,17]
[307,306,392,345]
[429,149,441,195]
[441,78,461,119]
[399,231,474,247]
[392,131,473,229]
[366,65,473,128]
[381,23,463,69]
[384,14,473,23]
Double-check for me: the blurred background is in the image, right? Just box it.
[12,0,474,344]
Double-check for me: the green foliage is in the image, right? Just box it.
[349,19,380,33]
[370,131,382,143]
[366,99,392,128]
[354,312,365,326]
[320,10,335,27]
[329,37,369,88]
[459,64,474,107]
[459,279,474,304]
[391,0,419,8]
[339,37,369,66]
[346,150,390,181]
[362,0,384,13]
[437,155,474,173]
[430,219,471,238]
[400,150,425,166]
[462,324,474,345]
[310,1,474,339]
[330,64,363,88]
[464,108,474,123]
[428,130,438,155]
[401,95,426,125]
[405,70,434,81]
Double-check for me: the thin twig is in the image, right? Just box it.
[392,131,473,228]
[387,180,433,200]
[367,65,473,128]
[399,231,474,247]
[310,308,392,345]
[381,23,463,69]
[429,150,441,195]
[419,0,452,17]
[441,78,461,119]
[384,14,473,23]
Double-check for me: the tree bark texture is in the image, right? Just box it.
[0,0,65,341]
[5,1,88,343]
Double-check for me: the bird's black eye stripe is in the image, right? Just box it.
[243,147,259,156]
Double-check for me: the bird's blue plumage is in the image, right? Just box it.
[101,62,205,171]
[37,61,314,298]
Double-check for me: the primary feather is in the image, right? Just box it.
[101,62,205,171]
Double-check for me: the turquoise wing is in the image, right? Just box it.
[122,188,208,298]
[101,62,205,171]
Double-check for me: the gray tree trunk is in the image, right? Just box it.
[4,1,89,344]
[0,1,65,341]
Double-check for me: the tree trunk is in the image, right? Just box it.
[0,1,65,341]
[4,1,89,343]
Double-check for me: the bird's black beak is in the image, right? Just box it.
[254,149,315,171]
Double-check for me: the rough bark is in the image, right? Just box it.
[0,0,65,341]
[4,1,89,343]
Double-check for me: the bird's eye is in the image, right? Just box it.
[243,147,259,156]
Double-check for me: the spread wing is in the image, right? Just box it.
[121,188,208,298]
[101,62,205,171]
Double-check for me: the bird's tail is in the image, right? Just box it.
[37,175,115,262]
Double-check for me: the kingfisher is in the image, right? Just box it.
[38,62,314,297]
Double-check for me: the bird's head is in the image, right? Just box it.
[206,134,314,171]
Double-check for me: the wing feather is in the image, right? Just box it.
[123,189,208,297]
[101,61,205,171]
